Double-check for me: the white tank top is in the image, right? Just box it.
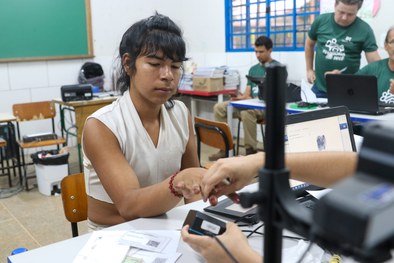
[83,92,190,203]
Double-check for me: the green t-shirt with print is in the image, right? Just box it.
[308,13,378,93]
[247,60,281,98]
[356,58,394,103]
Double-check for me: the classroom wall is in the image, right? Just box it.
[0,0,393,142]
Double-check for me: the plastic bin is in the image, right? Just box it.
[31,150,69,196]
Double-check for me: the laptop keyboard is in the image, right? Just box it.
[297,194,317,210]
[301,199,316,210]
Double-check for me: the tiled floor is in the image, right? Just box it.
[0,146,88,262]
[0,141,256,262]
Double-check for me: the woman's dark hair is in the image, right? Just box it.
[117,13,188,108]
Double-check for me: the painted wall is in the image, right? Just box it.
[0,0,392,144]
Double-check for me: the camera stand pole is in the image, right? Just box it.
[240,65,288,262]
[260,65,288,262]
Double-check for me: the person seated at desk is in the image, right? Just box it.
[82,13,205,230]
[181,151,358,262]
[209,36,281,161]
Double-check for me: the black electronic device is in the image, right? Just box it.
[183,209,226,236]
[326,74,394,115]
[312,121,394,262]
[22,132,58,143]
[61,84,93,102]
[204,198,259,224]
[246,75,301,102]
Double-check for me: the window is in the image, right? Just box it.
[225,0,320,52]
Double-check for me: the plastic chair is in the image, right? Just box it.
[194,116,235,166]
[236,117,265,155]
[61,172,87,237]
[12,101,66,190]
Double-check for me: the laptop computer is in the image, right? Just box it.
[326,74,394,115]
[204,106,356,221]
[246,75,301,102]
[285,106,357,203]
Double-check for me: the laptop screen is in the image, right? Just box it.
[325,74,388,115]
[285,110,355,153]
[285,106,356,190]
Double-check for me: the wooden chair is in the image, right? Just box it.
[194,116,235,166]
[12,101,66,190]
[61,172,87,237]
[0,138,12,187]
[236,117,265,155]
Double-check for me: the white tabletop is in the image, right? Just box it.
[229,99,394,123]
[8,182,394,263]
[0,112,16,123]
[8,184,257,263]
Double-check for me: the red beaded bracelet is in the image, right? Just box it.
[169,171,183,198]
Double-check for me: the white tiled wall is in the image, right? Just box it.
[0,0,392,148]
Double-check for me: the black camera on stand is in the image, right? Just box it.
[240,65,394,263]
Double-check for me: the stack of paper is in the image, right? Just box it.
[300,79,328,104]
[193,66,225,78]
[73,230,181,263]
[224,68,240,89]
[179,73,193,90]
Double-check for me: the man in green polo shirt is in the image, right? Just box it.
[209,36,280,161]
[305,0,381,98]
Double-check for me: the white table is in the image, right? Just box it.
[8,185,259,263]
[8,182,394,263]
[227,99,394,135]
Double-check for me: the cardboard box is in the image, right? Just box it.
[192,77,224,92]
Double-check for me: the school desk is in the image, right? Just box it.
[53,95,118,172]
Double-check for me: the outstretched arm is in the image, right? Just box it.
[201,151,358,204]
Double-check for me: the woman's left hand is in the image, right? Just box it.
[181,222,261,263]
[173,167,206,200]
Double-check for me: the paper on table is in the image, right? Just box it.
[73,230,181,263]
[73,231,130,263]
[300,79,328,104]
[124,248,181,263]
[119,231,171,253]
[282,239,325,263]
